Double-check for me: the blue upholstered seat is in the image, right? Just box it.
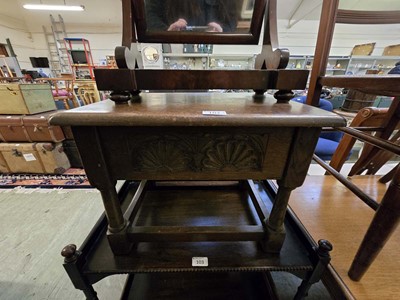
[291,96,350,161]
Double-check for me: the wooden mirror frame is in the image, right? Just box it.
[95,0,308,102]
[122,0,267,45]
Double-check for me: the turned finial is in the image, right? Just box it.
[109,91,132,103]
[274,89,294,103]
[317,239,333,257]
[61,244,78,262]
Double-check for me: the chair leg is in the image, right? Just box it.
[63,99,70,110]
[348,165,400,281]
[379,163,399,184]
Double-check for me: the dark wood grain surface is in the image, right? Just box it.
[50,93,345,127]
[93,69,310,92]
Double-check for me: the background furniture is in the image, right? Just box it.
[306,0,400,281]
[74,79,100,105]
[35,75,78,110]
[291,95,348,161]
[287,54,400,77]
[64,38,95,80]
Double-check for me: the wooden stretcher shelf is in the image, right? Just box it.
[61,180,348,299]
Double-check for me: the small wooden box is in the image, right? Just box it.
[0,83,57,115]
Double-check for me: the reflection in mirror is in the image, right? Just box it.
[143,46,160,63]
[145,0,254,33]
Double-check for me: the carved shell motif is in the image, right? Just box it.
[138,139,188,171]
[203,139,260,171]
[132,133,266,173]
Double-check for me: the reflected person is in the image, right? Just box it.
[145,0,239,32]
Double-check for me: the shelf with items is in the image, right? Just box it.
[162,53,256,70]
[288,55,400,76]
[63,38,95,80]
[325,56,350,75]
[287,55,310,70]
[163,54,208,70]
[346,55,400,75]
[289,55,350,74]
[208,54,256,70]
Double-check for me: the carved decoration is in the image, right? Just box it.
[130,133,268,173]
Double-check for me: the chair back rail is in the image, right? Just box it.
[307,0,400,282]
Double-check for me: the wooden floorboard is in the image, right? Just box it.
[289,175,400,300]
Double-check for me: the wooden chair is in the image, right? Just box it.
[35,76,78,109]
[329,103,400,175]
[306,0,400,281]
[74,80,101,105]
[0,76,26,83]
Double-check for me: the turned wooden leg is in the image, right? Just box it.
[348,166,400,281]
[262,186,293,253]
[72,126,133,255]
[99,188,133,255]
[261,127,321,253]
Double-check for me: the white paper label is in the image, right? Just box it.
[192,257,208,267]
[23,153,36,162]
[202,111,227,116]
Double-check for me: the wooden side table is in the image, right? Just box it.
[51,93,345,255]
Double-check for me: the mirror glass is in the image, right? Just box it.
[145,0,254,33]
[132,0,265,44]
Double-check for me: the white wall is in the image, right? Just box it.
[0,14,36,70]
[278,20,400,56]
[2,14,400,70]
[21,23,122,70]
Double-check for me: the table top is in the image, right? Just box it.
[50,92,346,128]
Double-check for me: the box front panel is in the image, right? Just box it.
[20,84,57,114]
[80,126,294,181]
[0,143,44,173]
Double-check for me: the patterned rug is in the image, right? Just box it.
[0,168,92,189]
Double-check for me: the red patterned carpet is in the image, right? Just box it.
[0,168,91,188]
